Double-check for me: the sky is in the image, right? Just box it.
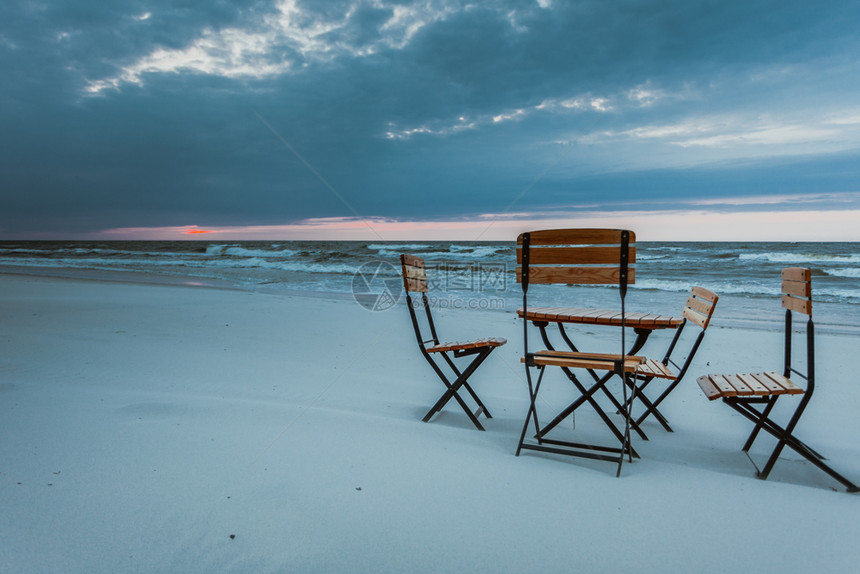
[1,0,860,241]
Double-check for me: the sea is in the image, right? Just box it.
[1,240,859,334]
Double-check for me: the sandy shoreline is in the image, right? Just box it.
[1,273,858,572]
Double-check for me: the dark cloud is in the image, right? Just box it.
[1,0,859,235]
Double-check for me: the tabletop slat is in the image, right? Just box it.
[517,307,684,330]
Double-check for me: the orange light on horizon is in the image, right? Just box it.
[183,229,216,235]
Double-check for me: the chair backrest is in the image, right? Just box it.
[782,267,812,316]
[682,287,719,331]
[516,229,635,357]
[400,254,439,350]
[661,286,719,377]
[781,267,814,391]
[516,229,635,290]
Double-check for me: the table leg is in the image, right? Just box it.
[533,322,651,448]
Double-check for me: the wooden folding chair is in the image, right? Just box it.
[516,229,640,476]
[697,268,858,492]
[401,254,506,431]
[623,286,719,436]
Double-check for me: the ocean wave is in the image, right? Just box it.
[367,243,433,252]
[633,278,782,298]
[632,279,693,293]
[0,256,359,275]
[206,244,299,259]
[824,268,860,278]
[449,245,510,258]
[739,252,860,264]
[815,287,860,300]
[374,248,504,260]
[636,254,670,260]
[370,243,510,260]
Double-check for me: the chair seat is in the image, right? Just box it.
[426,338,507,353]
[697,371,804,401]
[635,358,676,380]
[526,350,645,373]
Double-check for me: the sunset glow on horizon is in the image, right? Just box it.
[43,206,860,242]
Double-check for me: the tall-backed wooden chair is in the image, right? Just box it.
[516,228,641,476]
[401,254,506,431]
[697,268,858,492]
[623,286,719,435]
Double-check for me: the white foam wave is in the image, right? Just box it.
[0,256,358,275]
[374,247,507,260]
[631,279,691,292]
[824,268,860,278]
[367,243,431,251]
[815,287,860,300]
[739,252,860,264]
[636,254,670,260]
[633,279,782,297]
[205,244,298,258]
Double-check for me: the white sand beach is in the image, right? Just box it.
[1,273,859,573]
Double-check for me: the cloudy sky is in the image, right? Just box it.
[2,0,859,241]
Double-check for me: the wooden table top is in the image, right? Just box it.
[517,306,683,329]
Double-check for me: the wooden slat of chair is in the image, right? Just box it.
[697,375,724,400]
[401,253,425,268]
[516,246,637,265]
[682,307,709,329]
[517,228,634,246]
[685,296,713,315]
[782,294,812,315]
[706,374,739,397]
[534,349,645,361]
[530,354,645,373]
[691,286,719,303]
[695,371,805,401]
[426,338,507,353]
[404,277,428,293]
[637,358,675,380]
[516,266,635,285]
[680,286,719,329]
[781,267,811,282]
[732,373,769,395]
[724,374,755,396]
[782,277,811,298]
[401,255,429,293]
[781,268,812,315]
[752,372,804,395]
[404,266,427,280]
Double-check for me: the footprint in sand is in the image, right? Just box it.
[117,402,188,420]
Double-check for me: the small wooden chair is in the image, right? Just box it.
[516,228,639,476]
[401,254,506,431]
[623,286,719,436]
[696,268,858,492]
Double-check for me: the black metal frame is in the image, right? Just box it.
[516,230,636,476]
[528,321,645,450]
[721,287,858,492]
[403,273,495,431]
[624,320,690,433]
[624,314,714,434]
